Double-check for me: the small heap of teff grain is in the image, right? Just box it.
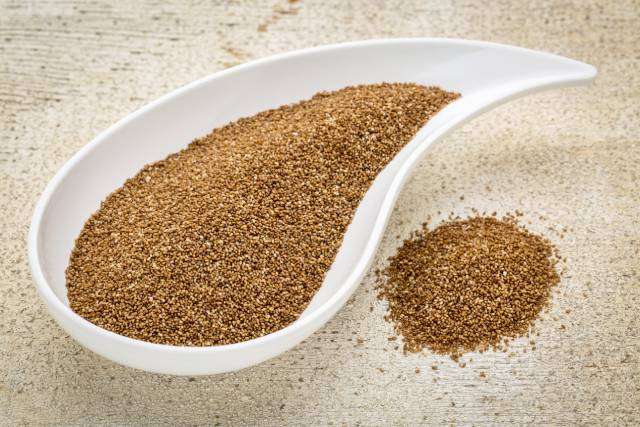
[66,83,459,346]
[377,215,560,359]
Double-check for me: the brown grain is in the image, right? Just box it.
[377,215,560,359]
[66,83,459,346]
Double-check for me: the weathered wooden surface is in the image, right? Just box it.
[1,0,639,425]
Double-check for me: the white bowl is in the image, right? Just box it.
[28,38,596,375]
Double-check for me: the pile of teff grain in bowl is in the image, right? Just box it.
[66,82,561,355]
[66,83,459,346]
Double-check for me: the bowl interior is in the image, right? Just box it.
[35,41,478,310]
[35,39,579,320]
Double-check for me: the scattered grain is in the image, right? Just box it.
[377,215,560,358]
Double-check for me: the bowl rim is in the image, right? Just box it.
[27,37,595,355]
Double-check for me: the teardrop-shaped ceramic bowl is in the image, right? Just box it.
[28,38,596,375]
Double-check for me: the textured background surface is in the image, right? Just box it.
[1,0,639,425]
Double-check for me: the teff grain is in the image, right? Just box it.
[377,216,560,359]
[66,83,459,346]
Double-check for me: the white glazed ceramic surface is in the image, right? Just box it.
[28,39,596,375]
